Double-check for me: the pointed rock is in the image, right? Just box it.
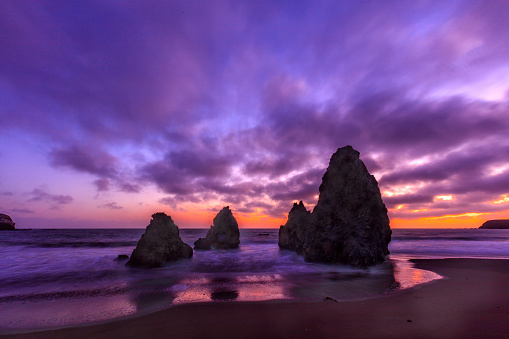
[278,201,311,252]
[194,237,211,250]
[279,146,392,266]
[195,206,240,249]
[127,213,192,267]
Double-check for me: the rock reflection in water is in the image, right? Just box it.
[160,260,441,305]
[129,285,176,313]
[171,274,286,304]
[211,291,239,301]
[125,259,441,313]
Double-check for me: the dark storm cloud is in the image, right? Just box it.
[28,188,73,205]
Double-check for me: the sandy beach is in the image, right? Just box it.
[2,258,508,339]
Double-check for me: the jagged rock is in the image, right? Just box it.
[127,213,193,267]
[194,237,212,250]
[278,201,311,252]
[279,146,392,267]
[115,254,129,261]
[0,214,15,230]
[195,206,240,249]
[479,220,509,229]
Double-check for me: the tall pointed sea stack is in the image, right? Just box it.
[279,146,391,266]
[194,206,240,249]
[127,213,192,267]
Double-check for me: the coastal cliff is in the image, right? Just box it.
[479,220,509,229]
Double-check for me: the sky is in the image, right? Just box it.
[1,0,509,229]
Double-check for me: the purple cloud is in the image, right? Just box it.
[28,188,73,205]
[50,145,118,178]
[118,182,141,193]
[93,179,110,192]
[12,208,35,214]
[98,202,123,210]
[1,1,509,225]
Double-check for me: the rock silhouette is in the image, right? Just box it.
[279,145,392,267]
[127,212,192,267]
[278,201,311,251]
[479,220,509,229]
[194,206,240,249]
[0,214,15,230]
[194,237,212,250]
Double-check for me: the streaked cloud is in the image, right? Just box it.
[1,0,508,227]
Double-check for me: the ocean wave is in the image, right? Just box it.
[3,240,137,248]
[0,286,127,303]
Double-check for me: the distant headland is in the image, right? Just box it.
[479,220,509,229]
[0,213,15,230]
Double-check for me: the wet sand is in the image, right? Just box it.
[2,258,509,339]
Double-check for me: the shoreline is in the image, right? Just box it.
[2,258,509,338]
[0,258,509,339]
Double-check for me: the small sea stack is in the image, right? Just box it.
[194,206,240,249]
[479,220,509,229]
[279,145,392,267]
[0,213,15,230]
[127,213,192,268]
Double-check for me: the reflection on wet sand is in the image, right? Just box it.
[211,291,239,301]
[392,259,442,289]
[0,260,442,330]
[171,274,287,304]
[165,260,441,305]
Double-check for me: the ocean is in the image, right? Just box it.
[1,228,508,331]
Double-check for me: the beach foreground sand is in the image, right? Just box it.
[2,258,509,339]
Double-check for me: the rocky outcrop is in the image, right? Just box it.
[279,146,392,267]
[479,220,509,229]
[194,237,212,250]
[278,201,311,251]
[127,213,192,267]
[0,214,15,230]
[194,206,240,249]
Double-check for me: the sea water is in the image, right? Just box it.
[0,228,508,330]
